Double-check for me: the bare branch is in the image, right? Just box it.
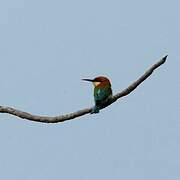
[0,55,167,123]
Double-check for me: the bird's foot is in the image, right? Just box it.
[91,106,100,114]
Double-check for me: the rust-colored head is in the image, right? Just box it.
[82,76,111,87]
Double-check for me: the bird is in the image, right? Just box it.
[82,76,112,113]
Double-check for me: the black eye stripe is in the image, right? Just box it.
[94,79,102,82]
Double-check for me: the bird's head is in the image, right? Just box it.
[82,76,111,87]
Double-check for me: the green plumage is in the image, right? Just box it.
[82,76,112,114]
[92,86,112,113]
[94,86,112,104]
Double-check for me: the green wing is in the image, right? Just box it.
[94,87,112,102]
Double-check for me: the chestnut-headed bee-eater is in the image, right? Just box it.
[82,76,112,113]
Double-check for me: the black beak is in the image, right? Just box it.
[82,78,94,82]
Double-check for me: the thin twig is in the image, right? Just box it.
[0,55,167,123]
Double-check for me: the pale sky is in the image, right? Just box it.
[0,0,179,179]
